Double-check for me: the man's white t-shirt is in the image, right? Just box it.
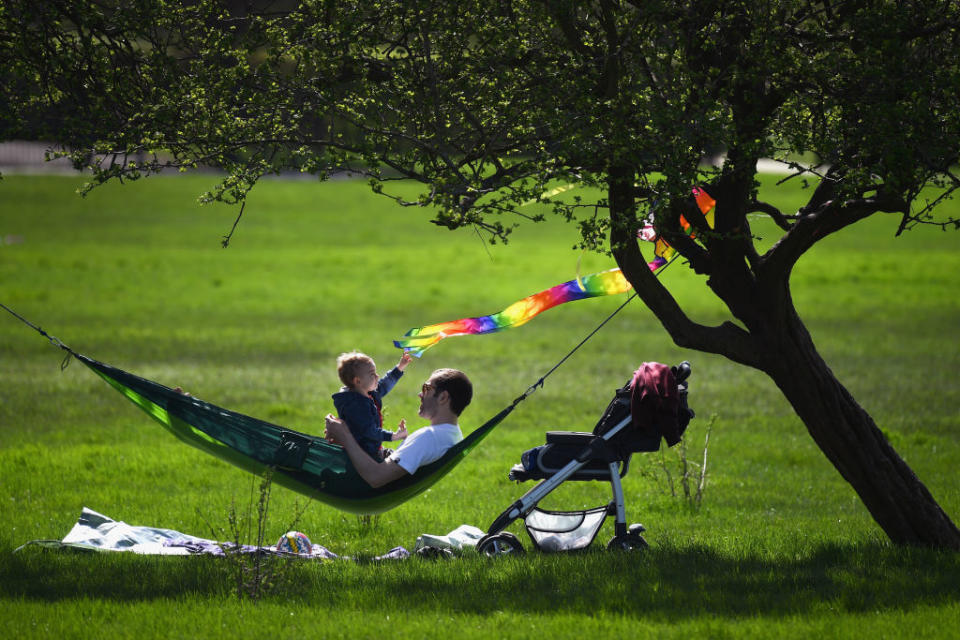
[391,423,463,474]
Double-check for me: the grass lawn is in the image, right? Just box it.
[1,172,958,638]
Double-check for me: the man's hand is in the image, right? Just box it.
[325,414,349,445]
[325,413,409,488]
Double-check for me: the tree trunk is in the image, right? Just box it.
[607,171,959,549]
[763,304,960,549]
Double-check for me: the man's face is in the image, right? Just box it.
[417,378,440,419]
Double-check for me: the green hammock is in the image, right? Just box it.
[3,301,631,516]
[76,354,516,515]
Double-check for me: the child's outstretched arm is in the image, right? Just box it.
[391,419,407,441]
[377,353,411,398]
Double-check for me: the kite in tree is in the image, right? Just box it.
[395,188,716,356]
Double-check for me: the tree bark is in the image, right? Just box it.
[762,301,960,549]
[609,176,960,550]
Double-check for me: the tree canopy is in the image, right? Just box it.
[3,0,959,548]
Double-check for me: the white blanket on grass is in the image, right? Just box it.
[16,507,402,560]
[17,507,485,560]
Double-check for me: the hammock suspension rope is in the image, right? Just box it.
[1,265,667,514]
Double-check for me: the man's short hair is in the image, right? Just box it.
[337,351,374,386]
[431,368,473,416]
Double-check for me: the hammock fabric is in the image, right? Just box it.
[76,353,514,515]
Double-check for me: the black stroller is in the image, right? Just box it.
[476,361,694,555]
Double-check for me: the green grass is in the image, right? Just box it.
[1,173,958,638]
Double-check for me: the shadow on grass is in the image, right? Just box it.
[1,545,232,601]
[3,541,958,619]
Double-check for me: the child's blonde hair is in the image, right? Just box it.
[337,351,374,387]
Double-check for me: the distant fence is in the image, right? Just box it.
[2,140,801,177]
[0,141,78,173]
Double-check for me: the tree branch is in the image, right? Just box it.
[761,189,908,285]
[608,169,760,367]
[895,169,960,236]
[542,2,593,60]
[749,199,794,231]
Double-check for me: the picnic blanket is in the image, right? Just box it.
[16,508,485,560]
[14,507,406,560]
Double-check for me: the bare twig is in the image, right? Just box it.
[222,200,246,248]
[695,415,715,504]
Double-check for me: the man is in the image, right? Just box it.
[324,368,472,488]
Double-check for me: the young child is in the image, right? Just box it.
[332,351,412,461]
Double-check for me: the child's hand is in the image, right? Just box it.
[393,419,408,441]
[397,352,413,371]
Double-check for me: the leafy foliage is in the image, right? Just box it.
[4,1,958,243]
[3,0,959,547]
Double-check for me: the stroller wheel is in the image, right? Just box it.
[476,532,525,557]
[607,533,649,552]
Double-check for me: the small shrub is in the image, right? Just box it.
[641,413,715,507]
[199,468,310,603]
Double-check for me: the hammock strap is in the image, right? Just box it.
[0,302,74,369]
[3,255,666,406]
[6,248,679,409]
[509,254,679,407]
[510,292,637,407]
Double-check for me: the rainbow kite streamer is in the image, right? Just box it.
[394,268,635,356]
[394,188,716,356]
[644,187,716,271]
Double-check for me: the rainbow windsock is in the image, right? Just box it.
[394,268,635,356]
[395,188,716,356]
[644,187,716,271]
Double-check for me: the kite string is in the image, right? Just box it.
[510,253,679,407]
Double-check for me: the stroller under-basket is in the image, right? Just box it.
[476,361,694,555]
